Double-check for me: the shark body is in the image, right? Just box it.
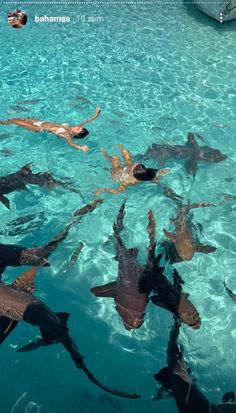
[138,133,227,176]
[0,267,139,399]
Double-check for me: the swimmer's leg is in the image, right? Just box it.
[0,118,42,132]
[116,144,133,167]
[101,148,121,173]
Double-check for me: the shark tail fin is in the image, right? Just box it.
[73,199,103,222]
[78,358,140,399]
[113,201,126,234]
[163,186,183,207]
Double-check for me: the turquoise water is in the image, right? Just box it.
[0,2,236,412]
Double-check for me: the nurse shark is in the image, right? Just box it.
[223,281,236,303]
[0,267,139,399]
[0,163,82,209]
[0,200,103,278]
[91,203,200,330]
[162,187,216,262]
[138,132,227,176]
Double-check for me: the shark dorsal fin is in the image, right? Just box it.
[163,229,177,244]
[11,266,38,293]
[20,163,33,176]
[186,133,199,150]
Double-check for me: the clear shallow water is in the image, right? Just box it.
[0,2,236,412]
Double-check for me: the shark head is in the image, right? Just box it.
[197,146,227,163]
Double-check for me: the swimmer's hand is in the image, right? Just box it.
[152,169,170,183]
[68,141,89,152]
[81,145,89,152]
[158,168,171,176]
[96,107,101,115]
[95,188,104,196]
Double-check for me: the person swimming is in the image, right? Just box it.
[95,144,170,195]
[0,107,101,152]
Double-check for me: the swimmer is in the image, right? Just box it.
[0,107,101,152]
[95,144,169,195]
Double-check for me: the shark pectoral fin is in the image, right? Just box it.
[154,366,171,388]
[17,338,47,352]
[195,244,217,254]
[39,328,59,345]
[0,195,10,210]
[184,158,198,176]
[0,316,18,344]
[90,281,117,298]
[39,312,70,344]
[163,229,177,243]
[18,313,70,351]
[11,266,38,293]
[186,132,199,149]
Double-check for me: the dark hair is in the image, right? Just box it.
[22,14,27,25]
[133,164,158,181]
[72,127,89,140]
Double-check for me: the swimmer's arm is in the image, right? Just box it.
[116,144,133,167]
[66,138,89,152]
[95,184,126,196]
[152,169,171,183]
[77,107,101,127]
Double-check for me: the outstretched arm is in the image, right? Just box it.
[66,137,89,152]
[77,107,101,127]
[95,185,126,196]
[116,144,133,167]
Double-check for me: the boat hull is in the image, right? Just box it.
[194,0,236,21]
